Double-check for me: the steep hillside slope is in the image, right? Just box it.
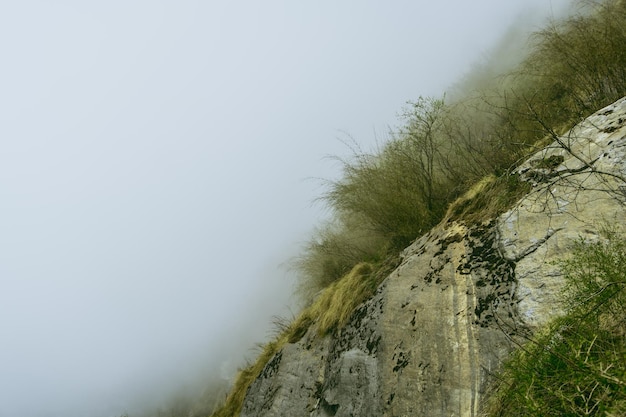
[238,97,626,417]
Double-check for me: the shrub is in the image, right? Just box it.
[323,97,451,249]
[522,0,626,117]
[296,0,626,294]
[293,213,388,300]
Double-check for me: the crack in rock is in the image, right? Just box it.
[498,226,563,263]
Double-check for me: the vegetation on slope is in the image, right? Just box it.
[486,233,626,416]
[126,1,626,416]
[206,1,626,415]
[294,0,626,300]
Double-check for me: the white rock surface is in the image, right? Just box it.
[499,96,626,328]
[240,97,626,417]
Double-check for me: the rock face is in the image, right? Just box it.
[240,97,626,417]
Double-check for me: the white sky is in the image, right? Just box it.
[0,1,572,416]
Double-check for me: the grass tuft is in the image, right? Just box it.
[485,234,626,417]
[445,173,531,226]
[304,262,375,335]
[210,262,379,416]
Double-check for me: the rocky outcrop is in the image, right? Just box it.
[501,98,626,329]
[240,97,626,417]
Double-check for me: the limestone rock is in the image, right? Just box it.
[240,97,626,417]
[500,96,626,328]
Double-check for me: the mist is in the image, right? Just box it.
[0,1,574,416]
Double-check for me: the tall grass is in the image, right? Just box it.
[486,234,626,417]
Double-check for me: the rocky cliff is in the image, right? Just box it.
[239,97,626,417]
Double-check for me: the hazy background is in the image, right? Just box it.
[0,1,572,416]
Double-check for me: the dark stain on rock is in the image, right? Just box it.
[366,334,381,355]
[393,351,410,373]
[530,154,564,169]
[434,232,464,257]
[260,350,283,380]
[423,257,448,284]
[456,221,520,332]
[319,398,339,416]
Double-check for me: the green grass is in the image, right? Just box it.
[485,235,626,417]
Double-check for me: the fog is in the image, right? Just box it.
[0,1,573,416]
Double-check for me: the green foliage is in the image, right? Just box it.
[481,0,626,154]
[563,232,626,326]
[294,97,463,298]
[296,97,470,296]
[486,235,626,417]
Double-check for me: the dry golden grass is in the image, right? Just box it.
[445,174,531,226]
[210,263,374,416]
